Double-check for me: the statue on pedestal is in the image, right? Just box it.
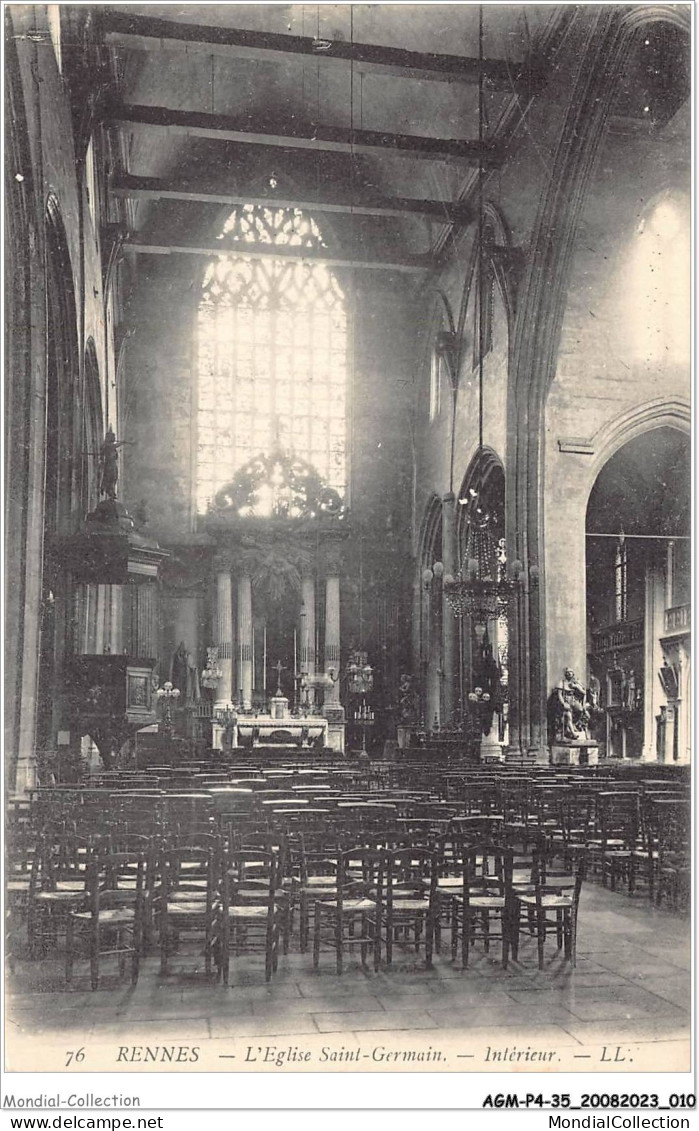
[170,641,188,697]
[99,428,132,500]
[549,668,592,744]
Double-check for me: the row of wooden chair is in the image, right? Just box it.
[11,826,587,987]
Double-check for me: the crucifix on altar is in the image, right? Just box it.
[269,659,291,721]
[273,659,286,696]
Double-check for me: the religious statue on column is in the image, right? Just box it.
[99,428,131,500]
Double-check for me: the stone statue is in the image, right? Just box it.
[549,668,591,743]
[170,641,189,697]
[99,428,130,500]
[474,636,502,737]
[186,650,200,705]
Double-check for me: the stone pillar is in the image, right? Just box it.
[215,566,233,706]
[642,562,665,760]
[321,539,345,751]
[427,586,441,728]
[94,584,107,655]
[9,211,45,794]
[411,566,421,682]
[441,492,456,724]
[300,574,316,708]
[324,574,341,706]
[664,702,677,765]
[73,585,88,654]
[677,645,690,764]
[238,573,253,710]
[85,586,97,653]
[108,585,122,654]
[136,582,158,659]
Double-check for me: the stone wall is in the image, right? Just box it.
[5,13,118,786]
[543,108,690,691]
[410,7,690,753]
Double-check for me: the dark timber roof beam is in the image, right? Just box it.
[101,7,528,91]
[111,174,474,225]
[124,237,429,274]
[106,103,504,167]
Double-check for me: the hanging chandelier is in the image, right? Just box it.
[443,507,523,620]
[436,4,524,625]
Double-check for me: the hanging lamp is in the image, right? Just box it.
[442,5,521,623]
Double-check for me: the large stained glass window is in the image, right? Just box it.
[196,204,347,513]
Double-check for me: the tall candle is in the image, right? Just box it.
[293,628,297,678]
[263,625,267,692]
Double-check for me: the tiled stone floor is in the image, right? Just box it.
[6,884,690,1073]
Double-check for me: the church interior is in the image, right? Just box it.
[4,4,691,1072]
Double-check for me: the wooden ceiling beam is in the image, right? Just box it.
[124,237,429,274]
[107,103,504,166]
[111,174,474,224]
[101,7,525,91]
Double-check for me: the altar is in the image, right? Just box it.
[213,692,333,751]
[237,714,328,749]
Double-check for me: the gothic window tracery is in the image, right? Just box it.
[196,204,347,513]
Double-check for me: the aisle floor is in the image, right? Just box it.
[6,884,690,1073]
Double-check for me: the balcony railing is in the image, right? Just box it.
[591,618,643,656]
[664,603,690,635]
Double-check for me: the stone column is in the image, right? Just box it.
[85,586,97,653]
[324,574,341,706]
[73,585,88,654]
[108,585,122,655]
[441,492,456,723]
[94,584,107,655]
[411,566,421,682]
[10,211,45,794]
[238,573,253,710]
[215,566,233,706]
[677,645,690,764]
[664,702,677,764]
[642,562,665,760]
[136,582,158,659]
[300,574,316,708]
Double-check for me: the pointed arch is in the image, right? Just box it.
[456,447,506,554]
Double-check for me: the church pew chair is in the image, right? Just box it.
[216,849,284,983]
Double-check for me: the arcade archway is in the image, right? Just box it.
[586,426,690,761]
